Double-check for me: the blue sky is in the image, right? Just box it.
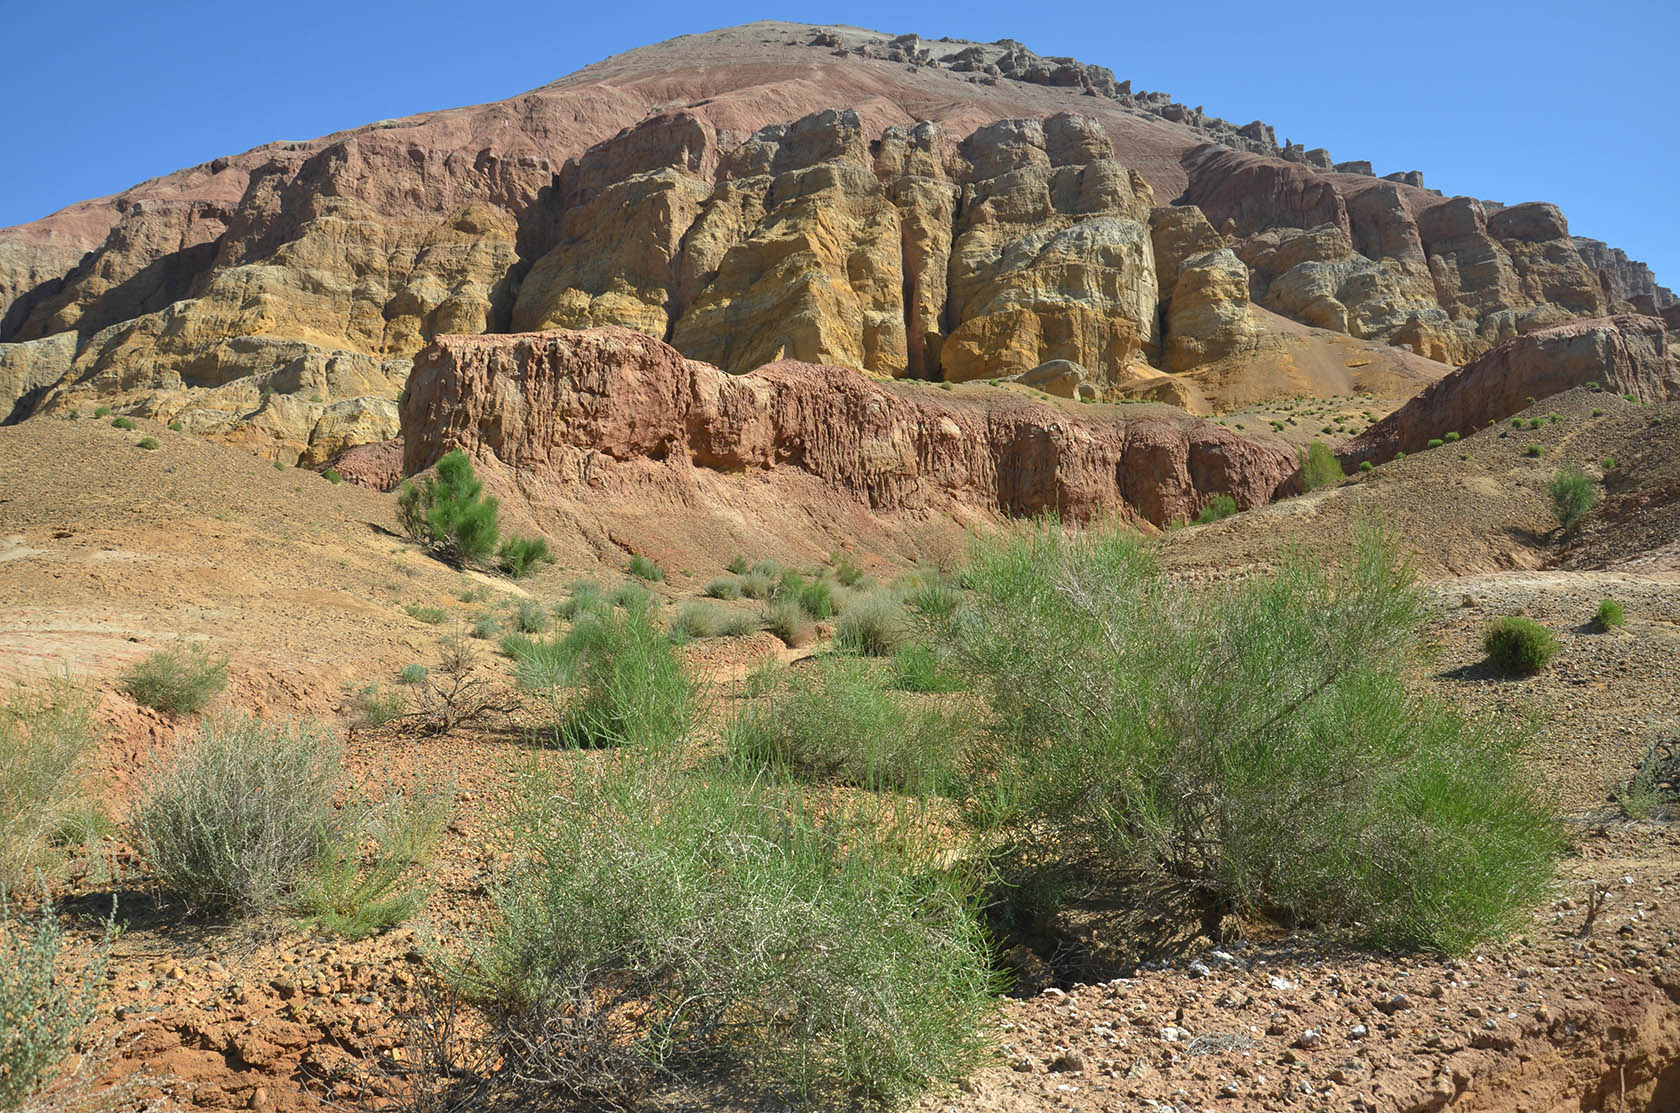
[3,0,1674,287]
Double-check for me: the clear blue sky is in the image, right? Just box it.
[3,0,1674,288]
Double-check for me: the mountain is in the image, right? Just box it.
[1,21,1674,463]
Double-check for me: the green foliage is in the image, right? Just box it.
[169,421,184,431]
[1592,408,1606,418]
[797,578,834,620]
[1594,599,1626,630]
[552,580,603,622]
[609,581,657,612]
[750,559,781,579]
[405,605,448,625]
[1625,392,1638,402]
[891,643,965,694]
[323,467,342,484]
[294,780,450,940]
[498,535,554,579]
[1195,494,1238,524]
[273,459,286,470]
[1546,466,1596,528]
[1426,438,1444,448]
[0,680,98,889]
[397,450,502,567]
[831,552,864,586]
[515,605,693,750]
[93,406,110,418]
[1525,444,1544,457]
[0,895,107,1109]
[470,613,500,640]
[762,599,812,647]
[1359,460,1374,472]
[1603,456,1616,470]
[1616,739,1678,820]
[1298,441,1345,490]
[834,591,909,656]
[465,759,995,1107]
[110,417,136,431]
[668,601,736,641]
[354,684,406,727]
[944,520,1559,951]
[1482,616,1558,676]
[513,600,548,635]
[703,576,742,600]
[725,555,749,575]
[399,664,429,686]
[120,642,228,715]
[1444,431,1460,442]
[137,436,160,450]
[737,570,774,600]
[625,554,664,582]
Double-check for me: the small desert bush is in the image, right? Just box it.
[1616,738,1679,820]
[1482,616,1558,676]
[131,716,445,928]
[834,591,910,656]
[498,536,554,579]
[552,579,603,621]
[625,554,663,582]
[463,759,995,1108]
[891,643,965,693]
[727,657,964,796]
[749,559,781,579]
[323,467,342,484]
[0,680,98,889]
[668,601,731,641]
[513,600,548,634]
[906,580,962,620]
[1298,441,1345,490]
[762,599,813,647]
[1525,443,1544,457]
[1546,466,1596,528]
[471,613,500,640]
[168,420,183,431]
[703,576,742,600]
[398,450,501,567]
[831,552,864,586]
[93,406,110,418]
[797,579,834,620]
[1444,431,1460,442]
[0,895,108,1109]
[738,570,774,600]
[399,664,429,686]
[137,436,160,450]
[1426,438,1444,449]
[944,520,1559,952]
[354,684,406,727]
[609,581,657,612]
[120,642,228,715]
[725,555,749,575]
[1595,599,1626,630]
[1195,493,1238,524]
[516,605,693,750]
[405,604,448,625]
[111,417,135,431]
[1359,459,1374,472]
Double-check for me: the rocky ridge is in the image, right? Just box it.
[1,22,1672,462]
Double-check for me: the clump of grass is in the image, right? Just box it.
[763,600,813,648]
[738,570,774,600]
[498,536,554,579]
[832,552,864,586]
[1426,438,1444,449]
[1525,444,1544,457]
[272,459,286,471]
[471,613,501,640]
[93,406,111,418]
[1,680,98,888]
[552,580,603,621]
[137,436,160,450]
[668,601,731,641]
[891,643,965,694]
[945,519,1560,952]
[1594,599,1626,631]
[120,642,228,715]
[797,578,834,620]
[405,604,448,625]
[703,577,742,600]
[725,555,749,575]
[111,417,136,431]
[749,559,780,579]
[1444,431,1460,442]
[727,657,964,796]
[1592,408,1605,418]
[323,467,342,484]
[513,600,548,635]
[835,591,909,656]
[1298,441,1345,490]
[625,554,663,582]
[1359,460,1374,472]
[516,604,693,750]
[464,759,995,1108]
[609,581,657,612]
[354,684,406,727]
[1602,456,1616,470]
[0,894,109,1109]
[1483,616,1558,676]
[1195,494,1238,524]
[293,779,450,941]
[169,420,184,431]
[1546,466,1596,528]
[399,664,429,686]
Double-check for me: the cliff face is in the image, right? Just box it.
[399,327,1300,529]
[1,22,1670,462]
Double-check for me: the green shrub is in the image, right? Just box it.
[1547,413,1563,425]
[832,553,864,586]
[1298,441,1345,490]
[1483,616,1558,676]
[1426,438,1444,449]
[1444,431,1460,442]
[1359,460,1374,472]
[1603,456,1616,470]
[498,535,554,579]
[0,680,98,888]
[1510,417,1523,428]
[397,450,501,567]
[797,579,834,620]
[1525,443,1544,457]
[1592,408,1605,417]
[703,576,741,600]
[516,605,693,750]
[625,554,664,582]
[111,417,136,431]
[737,570,774,600]
[1527,417,1543,430]
[405,604,448,625]
[137,436,160,450]
[1624,392,1638,402]
[1195,493,1238,524]
[727,658,963,796]
[353,684,406,727]
[763,599,813,647]
[1546,466,1596,527]
[273,459,286,471]
[293,779,450,940]
[465,760,995,1107]
[906,580,961,620]
[471,613,500,640]
[120,642,228,715]
[750,559,781,579]
[891,643,965,694]
[399,664,429,686]
[1594,599,1626,630]
[323,467,342,484]
[169,420,184,431]
[93,406,110,418]
[1616,739,1678,820]
[552,580,603,621]
[668,601,730,641]
[944,520,1559,952]
[835,592,909,656]
[513,600,548,635]
[0,895,107,1109]
[725,555,749,575]
[609,581,657,611]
